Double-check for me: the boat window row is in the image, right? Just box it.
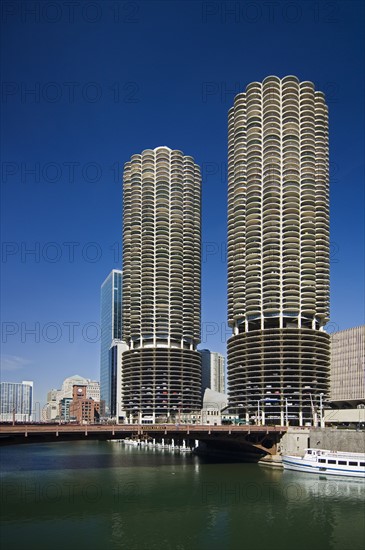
[318,458,365,467]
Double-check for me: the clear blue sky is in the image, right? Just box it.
[1,0,364,408]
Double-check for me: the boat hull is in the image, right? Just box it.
[282,456,365,478]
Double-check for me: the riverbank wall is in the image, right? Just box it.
[309,428,365,453]
[277,427,365,457]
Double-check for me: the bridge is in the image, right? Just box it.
[0,423,288,458]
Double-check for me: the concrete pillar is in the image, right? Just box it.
[314,412,318,428]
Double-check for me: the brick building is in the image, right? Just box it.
[70,385,100,423]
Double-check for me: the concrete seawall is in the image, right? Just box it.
[278,427,365,457]
[309,428,365,453]
[278,428,310,456]
[259,427,365,468]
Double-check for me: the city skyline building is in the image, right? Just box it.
[109,339,128,419]
[227,75,330,426]
[44,375,100,421]
[100,269,123,415]
[0,380,33,422]
[59,397,72,422]
[200,349,226,394]
[45,389,59,421]
[122,146,202,422]
[330,326,365,406]
[69,385,100,423]
[59,375,101,402]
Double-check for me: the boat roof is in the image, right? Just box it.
[306,448,365,458]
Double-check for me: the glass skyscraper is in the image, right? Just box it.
[100,269,122,415]
[0,381,33,422]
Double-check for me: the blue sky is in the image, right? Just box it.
[1,0,364,408]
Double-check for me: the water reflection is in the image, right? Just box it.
[0,440,198,472]
[282,470,365,501]
[0,443,364,550]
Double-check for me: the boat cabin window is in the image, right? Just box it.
[318,459,326,463]
[328,460,336,464]
[349,461,358,466]
[360,462,365,467]
[338,461,347,465]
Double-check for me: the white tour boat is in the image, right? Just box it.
[282,448,365,478]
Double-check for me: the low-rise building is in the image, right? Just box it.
[175,389,228,425]
[69,385,100,423]
[44,375,100,421]
[59,397,73,422]
[60,375,100,402]
[201,388,228,425]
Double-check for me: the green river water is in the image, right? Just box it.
[1,441,364,550]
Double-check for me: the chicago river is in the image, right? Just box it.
[1,441,364,550]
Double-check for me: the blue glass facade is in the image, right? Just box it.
[100,270,122,415]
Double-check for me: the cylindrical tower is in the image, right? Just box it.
[122,146,202,421]
[227,76,330,426]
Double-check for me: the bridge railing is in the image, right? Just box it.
[0,423,287,434]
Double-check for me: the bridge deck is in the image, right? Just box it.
[0,423,291,455]
[0,423,287,436]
